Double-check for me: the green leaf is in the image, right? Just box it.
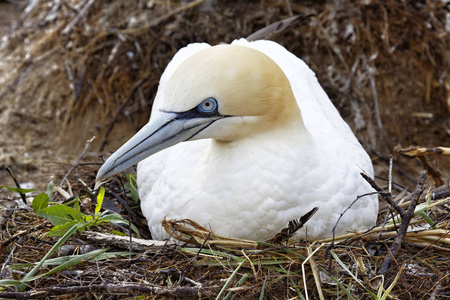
[330,250,377,299]
[124,173,139,203]
[46,181,54,199]
[95,186,105,215]
[32,193,49,212]
[259,279,267,300]
[216,258,247,300]
[18,223,81,291]
[418,211,436,228]
[0,185,35,194]
[110,230,127,236]
[98,213,128,222]
[82,215,94,222]
[73,197,80,209]
[47,221,80,236]
[35,204,86,226]
[26,249,107,282]
[98,213,141,238]
[0,279,22,287]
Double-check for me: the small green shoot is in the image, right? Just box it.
[387,193,436,228]
[124,173,139,204]
[16,222,81,291]
[259,278,267,300]
[330,250,377,299]
[216,258,247,300]
[223,273,250,300]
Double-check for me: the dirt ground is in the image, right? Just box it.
[0,2,92,191]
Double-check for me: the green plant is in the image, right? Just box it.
[124,173,139,204]
[0,182,140,291]
[32,182,140,237]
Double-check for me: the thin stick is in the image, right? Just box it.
[1,236,23,276]
[302,244,323,300]
[59,136,96,188]
[378,170,427,276]
[361,172,405,216]
[5,167,27,204]
[307,244,324,300]
[180,233,211,282]
[326,189,378,257]
[388,154,393,194]
[61,0,97,35]
[368,65,383,130]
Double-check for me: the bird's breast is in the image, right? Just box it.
[138,128,324,240]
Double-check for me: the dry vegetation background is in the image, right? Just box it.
[0,0,449,299]
[0,0,448,189]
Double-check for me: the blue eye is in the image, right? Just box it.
[198,97,218,113]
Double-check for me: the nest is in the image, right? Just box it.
[1,162,449,299]
[0,0,449,298]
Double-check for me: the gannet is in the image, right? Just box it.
[96,39,378,241]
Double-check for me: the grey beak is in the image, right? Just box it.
[96,113,219,181]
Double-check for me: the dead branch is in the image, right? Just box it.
[378,170,427,276]
[395,146,450,157]
[82,231,175,251]
[416,156,445,186]
[395,145,447,186]
[361,172,405,216]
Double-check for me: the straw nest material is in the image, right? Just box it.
[1,163,449,299]
[0,0,449,299]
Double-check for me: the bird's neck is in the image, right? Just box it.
[210,112,310,152]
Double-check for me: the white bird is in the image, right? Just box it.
[96,39,378,241]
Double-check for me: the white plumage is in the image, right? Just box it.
[96,39,378,241]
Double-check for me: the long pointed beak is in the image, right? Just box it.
[96,113,219,181]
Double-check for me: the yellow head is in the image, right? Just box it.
[97,44,303,180]
[162,44,302,141]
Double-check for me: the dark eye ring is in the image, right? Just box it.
[198,97,218,113]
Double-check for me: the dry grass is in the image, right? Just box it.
[1,165,449,299]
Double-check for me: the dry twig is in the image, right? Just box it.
[378,170,428,276]
[5,167,27,205]
[59,136,96,188]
